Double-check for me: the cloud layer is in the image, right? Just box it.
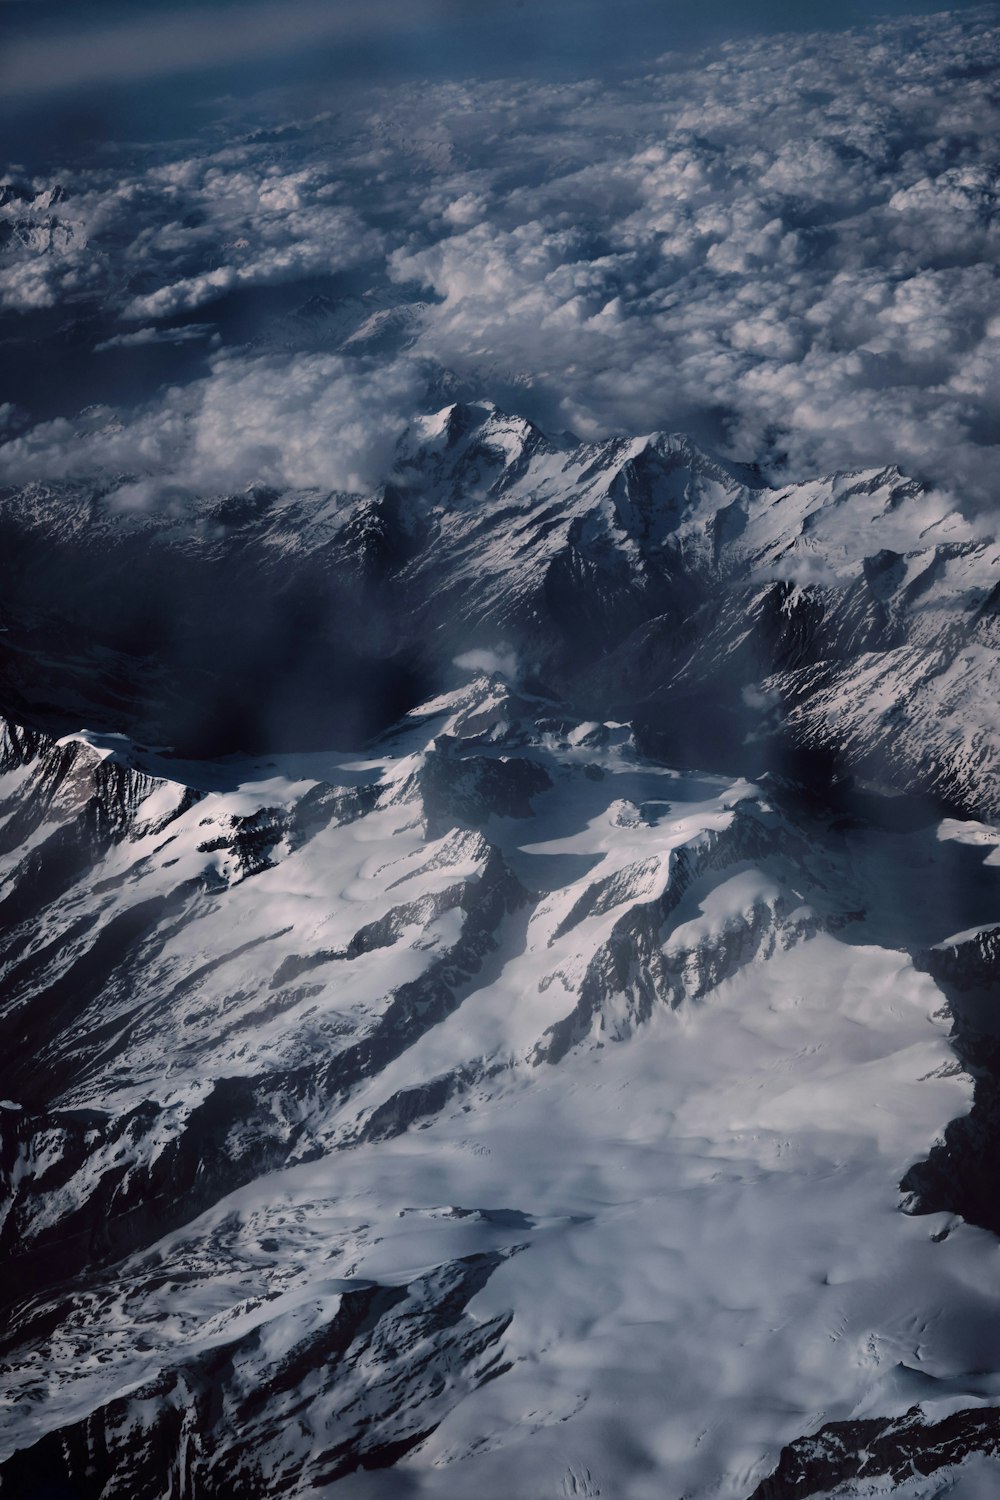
[2,7,1000,509]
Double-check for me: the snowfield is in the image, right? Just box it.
[1,661,1000,1496]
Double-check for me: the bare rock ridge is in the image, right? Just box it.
[1,1251,516,1500]
[748,1406,1000,1499]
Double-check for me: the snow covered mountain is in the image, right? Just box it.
[2,401,999,814]
[3,406,1000,1496]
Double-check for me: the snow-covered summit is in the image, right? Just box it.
[1,400,998,816]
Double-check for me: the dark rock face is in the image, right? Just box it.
[901,928,1000,1236]
[901,1050,1000,1237]
[415,744,553,838]
[925,925,1000,997]
[748,1405,1000,1499]
[535,803,820,1064]
[0,1252,515,1500]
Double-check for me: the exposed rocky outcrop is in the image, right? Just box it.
[0,1251,515,1499]
[901,926,1000,1235]
[536,803,821,1063]
[748,1404,1000,1500]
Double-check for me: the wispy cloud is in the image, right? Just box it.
[94,324,216,352]
[0,0,416,96]
[0,349,426,503]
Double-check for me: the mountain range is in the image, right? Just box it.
[2,403,1000,1497]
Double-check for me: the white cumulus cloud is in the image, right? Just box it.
[3,9,1000,510]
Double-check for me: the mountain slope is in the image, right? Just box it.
[3,406,1000,1496]
[1,670,1000,1497]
